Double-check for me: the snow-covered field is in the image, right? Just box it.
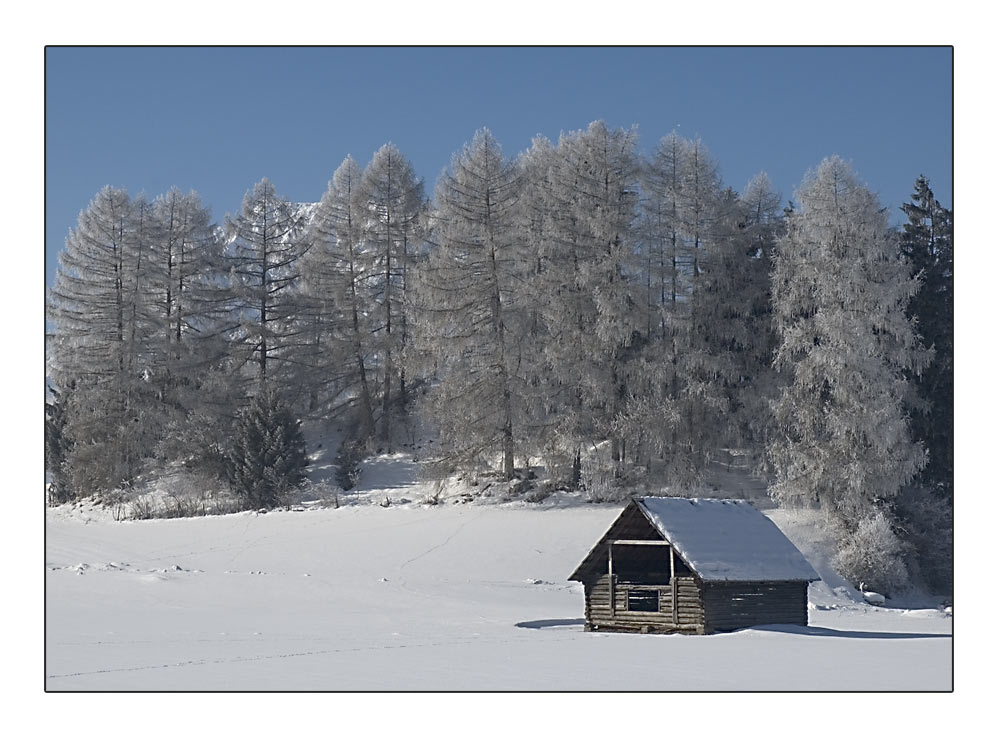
[45,455,952,692]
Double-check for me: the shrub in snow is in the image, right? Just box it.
[579,454,643,503]
[155,409,233,486]
[334,437,368,490]
[833,509,910,596]
[227,388,308,510]
[297,479,342,508]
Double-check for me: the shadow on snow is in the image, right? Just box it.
[515,618,586,630]
[513,620,950,640]
[748,624,951,640]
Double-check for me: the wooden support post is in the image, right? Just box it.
[608,543,614,615]
[670,546,678,625]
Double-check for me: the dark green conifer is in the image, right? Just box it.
[900,175,953,498]
[228,388,308,509]
[45,382,74,503]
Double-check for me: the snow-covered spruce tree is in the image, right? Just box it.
[899,175,953,499]
[299,156,376,434]
[896,175,953,594]
[227,386,308,510]
[769,157,930,541]
[47,187,164,495]
[532,121,642,488]
[224,179,310,402]
[358,144,426,445]
[413,129,527,480]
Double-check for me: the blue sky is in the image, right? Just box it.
[45,46,952,286]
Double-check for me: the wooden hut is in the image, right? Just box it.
[568,497,819,634]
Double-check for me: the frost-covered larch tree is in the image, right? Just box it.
[359,144,426,444]
[147,188,236,476]
[47,187,162,493]
[414,129,526,479]
[512,135,560,436]
[769,157,930,526]
[624,133,731,486]
[49,187,146,383]
[224,178,310,398]
[534,121,641,481]
[300,155,377,436]
[674,139,730,477]
[619,132,690,480]
[641,131,688,348]
[149,188,226,394]
[225,178,309,414]
[684,182,777,473]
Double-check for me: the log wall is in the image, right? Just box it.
[700,581,808,633]
[583,577,810,634]
[584,574,705,634]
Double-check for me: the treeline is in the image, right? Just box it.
[46,121,953,594]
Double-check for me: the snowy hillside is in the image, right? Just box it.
[45,451,952,692]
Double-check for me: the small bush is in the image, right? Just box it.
[335,438,368,490]
[833,509,910,596]
[297,479,342,508]
[156,410,233,484]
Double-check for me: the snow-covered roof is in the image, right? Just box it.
[634,497,819,583]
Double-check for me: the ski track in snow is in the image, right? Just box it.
[46,631,583,682]
[398,510,483,570]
